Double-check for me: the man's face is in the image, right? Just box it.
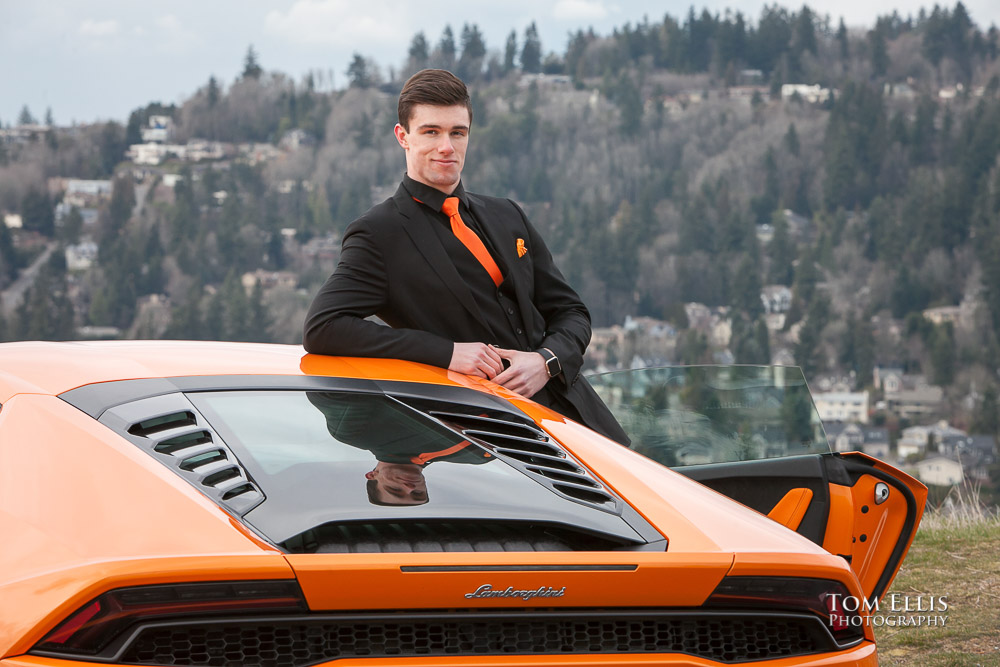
[366,461,429,505]
[394,104,470,195]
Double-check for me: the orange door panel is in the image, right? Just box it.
[825,453,927,602]
[679,452,926,603]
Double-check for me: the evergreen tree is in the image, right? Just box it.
[165,284,205,340]
[248,280,272,342]
[870,24,889,76]
[17,105,36,125]
[242,45,263,80]
[768,213,795,285]
[793,7,817,56]
[407,32,430,72]
[823,82,887,209]
[346,53,376,88]
[836,18,849,63]
[731,255,764,319]
[794,292,831,379]
[436,26,456,69]
[60,207,84,245]
[503,30,518,73]
[784,123,800,156]
[457,23,487,81]
[929,322,956,386]
[521,22,542,73]
[20,189,55,236]
[220,270,251,341]
[98,121,126,176]
[971,384,999,436]
[14,254,75,340]
[207,76,221,107]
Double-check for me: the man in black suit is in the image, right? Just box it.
[304,69,628,445]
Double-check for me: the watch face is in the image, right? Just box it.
[545,356,561,377]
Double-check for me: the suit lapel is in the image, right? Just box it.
[393,187,493,333]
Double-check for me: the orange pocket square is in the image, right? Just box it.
[516,238,527,257]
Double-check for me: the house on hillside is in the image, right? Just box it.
[915,456,964,486]
[874,366,904,393]
[813,391,870,424]
[761,285,792,314]
[822,422,889,459]
[141,115,174,143]
[781,84,831,104]
[886,385,944,420]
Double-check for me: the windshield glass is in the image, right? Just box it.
[588,366,829,467]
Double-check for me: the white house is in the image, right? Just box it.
[781,84,832,104]
[813,391,870,424]
[915,456,964,486]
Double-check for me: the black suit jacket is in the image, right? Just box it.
[303,183,629,445]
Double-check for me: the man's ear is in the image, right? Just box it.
[393,123,408,149]
[365,469,377,480]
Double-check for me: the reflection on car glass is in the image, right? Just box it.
[588,366,829,467]
[191,391,495,509]
[307,392,493,506]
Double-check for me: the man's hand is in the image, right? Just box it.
[492,348,549,398]
[449,342,504,379]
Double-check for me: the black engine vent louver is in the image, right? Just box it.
[103,395,264,516]
[425,409,622,514]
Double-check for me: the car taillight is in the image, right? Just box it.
[705,576,866,646]
[35,580,306,656]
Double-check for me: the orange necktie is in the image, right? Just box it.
[441,197,504,287]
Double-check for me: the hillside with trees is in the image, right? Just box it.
[2,4,1000,473]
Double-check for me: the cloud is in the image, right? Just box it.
[79,18,121,37]
[264,0,404,47]
[552,0,610,21]
[150,14,200,52]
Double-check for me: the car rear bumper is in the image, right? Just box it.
[2,641,879,667]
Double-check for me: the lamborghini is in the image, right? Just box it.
[0,341,926,666]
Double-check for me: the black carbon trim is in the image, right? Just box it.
[33,609,843,665]
[59,375,535,422]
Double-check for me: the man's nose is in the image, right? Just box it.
[437,136,455,154]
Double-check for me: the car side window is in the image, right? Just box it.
[589,366,830,467]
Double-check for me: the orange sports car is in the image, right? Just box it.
[0,341,926,667]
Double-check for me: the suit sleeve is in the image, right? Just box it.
[510,201,592,388]
[302,219,454,367]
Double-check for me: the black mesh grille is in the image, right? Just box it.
[280,521,631,554]
[119,611,830,665]
[423,409,621,513]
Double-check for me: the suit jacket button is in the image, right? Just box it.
[507,307,515,315]
[516,328,523,335]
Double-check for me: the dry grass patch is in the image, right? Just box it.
[874,497,1000,666]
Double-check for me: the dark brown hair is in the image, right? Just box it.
[397,69,473,130]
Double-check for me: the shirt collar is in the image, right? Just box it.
[402,173,468,213]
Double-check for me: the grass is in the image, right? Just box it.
[874,484,1000,666]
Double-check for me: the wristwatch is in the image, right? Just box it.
[537,347,562,378]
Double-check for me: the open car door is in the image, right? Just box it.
[590,365,928,603]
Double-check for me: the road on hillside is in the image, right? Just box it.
[0,181,150,317]
[0,241,57,316]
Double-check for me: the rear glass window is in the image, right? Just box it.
[588,365,830,467]
[189,391,464,476]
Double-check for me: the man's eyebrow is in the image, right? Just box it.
[416,123,469,131]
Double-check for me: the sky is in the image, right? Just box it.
[2,0,999,126]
